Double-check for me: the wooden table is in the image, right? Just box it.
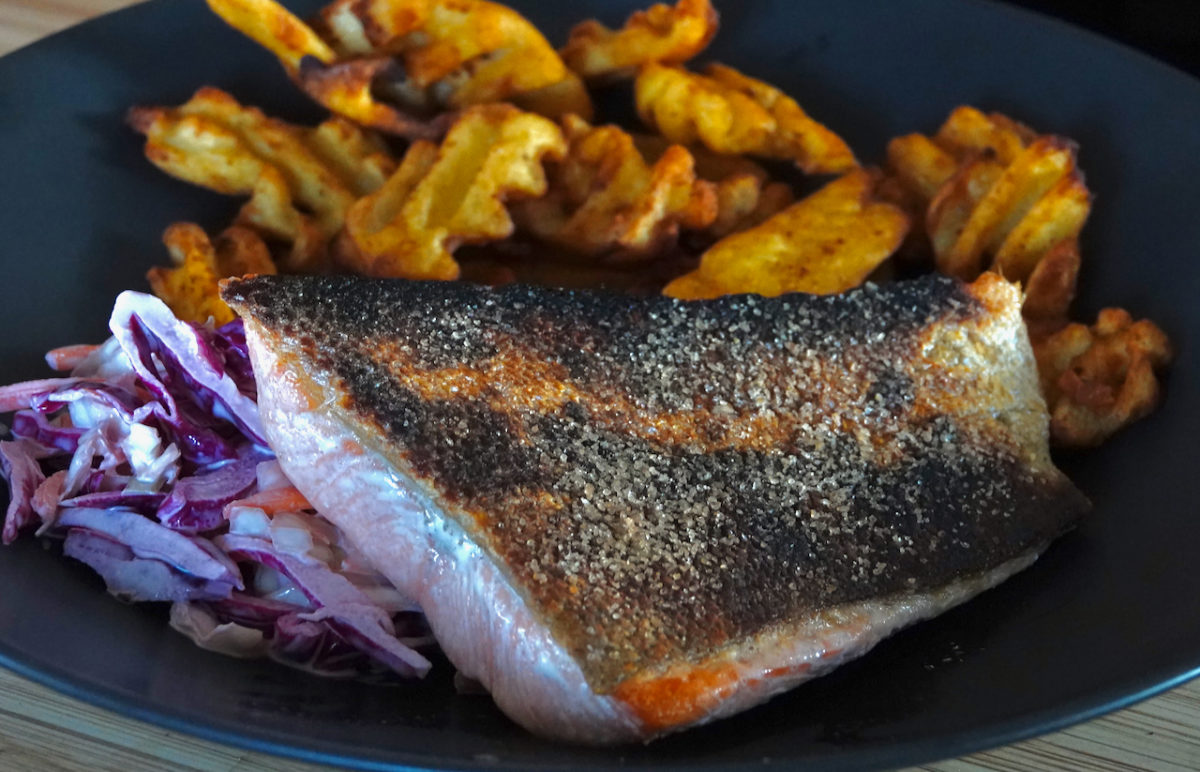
[1,2,1198,770]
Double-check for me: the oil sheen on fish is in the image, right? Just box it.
[221,272,1088,744]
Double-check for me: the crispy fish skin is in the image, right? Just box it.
[222,273,1087,741]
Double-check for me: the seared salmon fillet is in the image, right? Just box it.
[221,273,1087,743]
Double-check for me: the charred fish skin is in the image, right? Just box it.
[222,274,1088,739]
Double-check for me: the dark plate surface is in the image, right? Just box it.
[1,0,1198,769]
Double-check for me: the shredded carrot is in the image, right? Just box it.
[44,345,101,372]
[224,486,313,516]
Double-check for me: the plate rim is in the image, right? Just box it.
[1,0,1199,769]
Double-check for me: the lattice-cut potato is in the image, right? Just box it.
[635,62,857,175]
[208,0,592,137]
[129,87,395,271]
[148,223,277,325]
[663,169,909,299]
[1034,308,1172,447]
[338,104,566,279]
[514,115,717,259]
[631,133,794,241]
[562,0,719,81]
[883,106,1093,326]
[931,136,1083,281]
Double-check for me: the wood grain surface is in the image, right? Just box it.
[1,2,1198,771]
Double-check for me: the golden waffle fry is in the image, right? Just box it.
[885,106,1092,300]
[933,137,1082,280]
[562,0,719,81]
[514,115,717,258]
[338,0,593,121]
[635,62,857,175]
[1022,237,1081,340]
[663,169,909,299]
[1034,308,1172,447]
[886,133,958,202]
[206,0,440,137]
[210,0,590,136]
[631,133,794,240]
[934,105,1035,164]
[710,174,793,239]
[297,57,450,139]
[925,156,1006,269]
[312,0,431,55]
[404,0,567,105]
[129,87,395,272]
[206,0,337,70]
[992,170,1091,282]
[510,72,594,122]
[148,223,276,325]
[338,104,566,280]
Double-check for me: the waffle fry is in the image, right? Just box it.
[663,169,909,299]
[635,62,857,174]
[338,104,566,279]
[1035,308,1172,447]
[129,87,395,271]
[210,0,591,136]
[148,224,276,325]
[885,106,1092,327]
[514,115,717,258]
[562,0,719,80]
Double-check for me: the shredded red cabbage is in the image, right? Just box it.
[0,292,433,681]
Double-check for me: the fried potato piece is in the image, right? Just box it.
[206,0,337,70]
[632,133,794,240]
[207,0,439,138]
[933,137,1082,280]
[331,0,593,121]
[934,105,1036,165]
[707,173,794,239]
[129,87,396,272]
[885,106,1091,296]
[992,170,1091,282]
[925,157,1006,269]
[1022,237,1081,339]
[1034,308,1172,447]
[514,115,717,258]
[338,104,566,279]
[313,0,431,55]
[886,133,958,202]
[511,72,594,121]
[298,57,450,139]
[562,0,719,80]
[635,62,857,175]
[663,169,909,299]
[148,223,277,325]
[209,0,590,137]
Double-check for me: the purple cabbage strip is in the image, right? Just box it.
[10,410,85,454]
[60,490,166,515]
[270,613,374,677]
[63,530,236,603]
[57,508,243,588]
[0,378,80,413]
[156,457,259,534]
[109,291,266,448]
[218,534,431,677]
[32,379,144,419]
[212,319,257,402]
[207,592,303,631]
[1,439,52,545]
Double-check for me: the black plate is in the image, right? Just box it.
[1,0,1198,769]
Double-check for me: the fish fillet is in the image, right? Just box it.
[221,272,1088,743]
